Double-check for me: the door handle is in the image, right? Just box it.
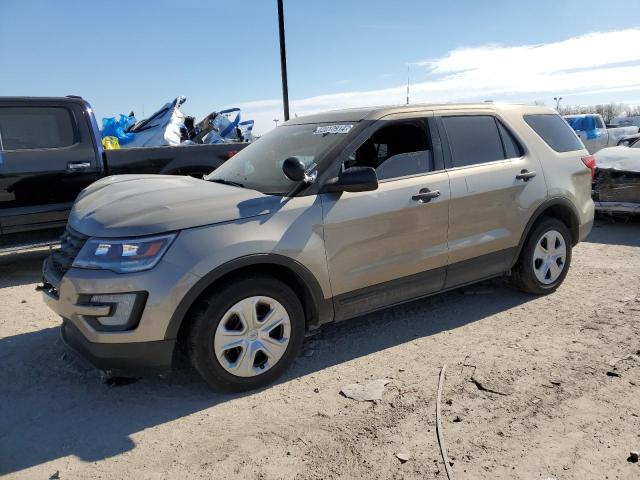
[516,169,536,181]
[412,188,441,203]
[67,161,92,171]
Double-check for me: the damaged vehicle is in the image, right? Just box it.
[103,97,255,149]
[0,96,248,252]
[593,139,640,215]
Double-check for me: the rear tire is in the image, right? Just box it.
[511,217,572,295]
[186,275,305,392]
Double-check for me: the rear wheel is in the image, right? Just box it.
[511,217,572,294]
[186,275,305,392]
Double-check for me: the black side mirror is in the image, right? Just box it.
[324,166,378,193]
[282,157,306,181]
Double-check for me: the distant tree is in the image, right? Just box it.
[594,103,623,124]
[626,105,640,116]
[556,102,624,124]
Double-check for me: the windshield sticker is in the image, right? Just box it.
[313,124,353,135]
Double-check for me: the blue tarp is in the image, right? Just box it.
[101,114,137,144]
[565,115,602,140]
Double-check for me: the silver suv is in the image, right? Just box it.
[42,103,595,391]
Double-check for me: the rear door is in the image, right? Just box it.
[321,113,451,320]
[0,100,102,234]
[436,111,546,287]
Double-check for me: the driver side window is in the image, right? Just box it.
[344,120,432,181]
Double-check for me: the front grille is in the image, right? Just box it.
[50,227,88,277]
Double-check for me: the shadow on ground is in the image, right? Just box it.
[0,250,48,288]
[0,278,531,475]
[585,216,640,247]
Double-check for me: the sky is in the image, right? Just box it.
[1,0,639,134]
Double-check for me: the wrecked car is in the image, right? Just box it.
[103,97,255,148]
[593,139,640,215]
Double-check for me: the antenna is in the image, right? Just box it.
[406,65,410,105]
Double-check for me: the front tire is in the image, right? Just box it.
[511,217,572,295]
[186,275,305,392]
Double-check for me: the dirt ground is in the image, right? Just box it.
[1,218,639,480]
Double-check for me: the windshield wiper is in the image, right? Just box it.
[209,178,245,188]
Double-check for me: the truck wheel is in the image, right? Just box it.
[511,217,572,295]
[186,275,305,392]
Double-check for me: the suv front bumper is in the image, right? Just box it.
[41,255,201,373]
[61,318,175,373]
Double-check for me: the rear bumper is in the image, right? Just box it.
[61,319,175,373]
[578,218,594,243]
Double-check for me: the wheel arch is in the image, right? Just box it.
[165,254,333,341]
[510,197,580,269]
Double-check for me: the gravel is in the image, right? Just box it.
[1,219,639,479]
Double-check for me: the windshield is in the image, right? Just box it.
[206,123,356,194]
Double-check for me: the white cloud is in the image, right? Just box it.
[236,29,640,133]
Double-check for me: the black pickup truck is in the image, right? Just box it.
[0,96,247,251]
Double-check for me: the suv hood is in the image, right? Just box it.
[69,175,279,237]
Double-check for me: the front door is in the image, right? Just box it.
[321,115,451,320]
[0,103,102,234]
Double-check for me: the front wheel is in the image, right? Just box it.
[511,217,573,295]
[186,275,305,392]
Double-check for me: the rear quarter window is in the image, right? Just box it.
[523,114,584,153]
[0,107,76,150]
[497,121,522,158]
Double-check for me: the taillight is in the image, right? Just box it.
[226,150,238,159]
[581,155,596,179]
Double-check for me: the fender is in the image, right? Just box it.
[509,196,580,269]
[164,253,333,339]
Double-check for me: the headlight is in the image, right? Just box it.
[72,233,177,273]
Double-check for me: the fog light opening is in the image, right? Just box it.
[90,293,137,327]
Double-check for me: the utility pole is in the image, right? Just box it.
[554,96,563,110]
[406,66,410,105]
[277,0,290,121]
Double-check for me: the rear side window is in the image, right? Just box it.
[0,107,75,150]
[497,121,522,158]
[441,115,505,167]
[523,114,583,152]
